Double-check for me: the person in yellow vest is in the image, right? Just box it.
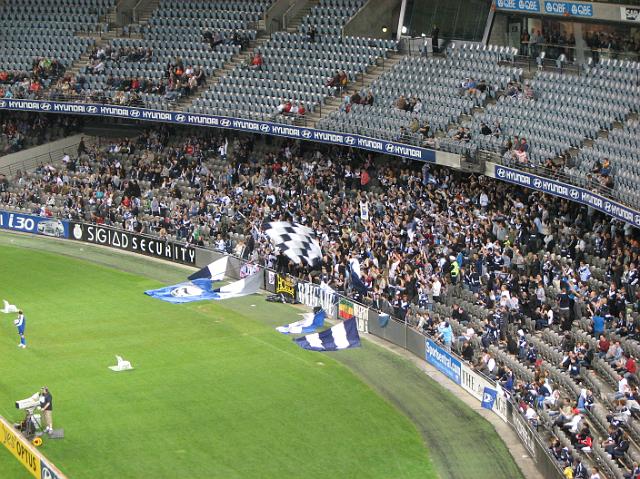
[450,258,460,285]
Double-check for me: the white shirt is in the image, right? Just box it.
[487,357,496,372]
[431,279,441,297]
[619,377,629,394]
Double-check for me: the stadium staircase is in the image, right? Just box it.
[284,0,319,33]
[65,31,119,79]
[64,0,162,79]
[187,2,321,119]
[302,51,404,128]
[171,33,275,113]
[119,0,162,36]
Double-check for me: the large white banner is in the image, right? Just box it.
[296,283,337,318]
[353,302,369,333]
[460,364,508,422]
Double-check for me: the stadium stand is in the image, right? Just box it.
[71,0,273,109]
[567,118,640,209]
[317,45,520,149]
[0,0,113,87]
[188,0,397,123]
[0,112,83,156]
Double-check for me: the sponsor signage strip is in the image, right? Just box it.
[0,212,69,238]
[510,403,538,459]
[0,415,66,479]
[69,222,196,264]
[494,165,640,228]
[494,0,541,13]
[543,1,592,17]
[0,100,435,163]
[425,338,461,384]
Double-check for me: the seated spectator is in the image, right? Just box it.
[249,52,263,70]
[326,71,341,88]
[461,77,478,95]
[480,122,492,135]
[605,431,629,462]
[307,25,317,42]
[277,99,292,115]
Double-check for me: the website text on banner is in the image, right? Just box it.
[0,100,436,163]
[425,338,462,384]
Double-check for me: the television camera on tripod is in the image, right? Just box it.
[14,392,44,439]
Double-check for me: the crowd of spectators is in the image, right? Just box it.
[0,57,65,99]
[83,45,207,105]
[86,44,154,74]
[520,25,640,62]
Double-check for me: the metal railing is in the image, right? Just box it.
[0,143,79,177]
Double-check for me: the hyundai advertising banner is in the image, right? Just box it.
[0,211,69,238]
[0,99,436,163]
[495,165,640,228]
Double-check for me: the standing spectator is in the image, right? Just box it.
[431,25,440,53]
[40,387,53,433]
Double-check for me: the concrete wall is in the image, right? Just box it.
[0,134,84,172]
[592,2,639,23]
[343,0,402,40]
[435,150,462,170]
[264,0,296,33]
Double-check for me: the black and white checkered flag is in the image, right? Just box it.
[263,222,322,267]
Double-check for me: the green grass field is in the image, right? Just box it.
[0,232,523,479]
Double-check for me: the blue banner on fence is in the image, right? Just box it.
[425,338,461,384]
[543,1,592,16]
[0,211,68,238]
[0,100,435,163]
[494,0,540,13]
[494,165,640,228]
[481,387,498,410]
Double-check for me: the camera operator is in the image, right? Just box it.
[40,387,53,433]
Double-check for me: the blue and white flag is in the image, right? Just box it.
[145,273,260,304]
[481,386,498,410]
[188,257,228,281]
[144,278,220,303]
[294,318,361,351]
[276,309,326,335]
[348,258,368,296]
